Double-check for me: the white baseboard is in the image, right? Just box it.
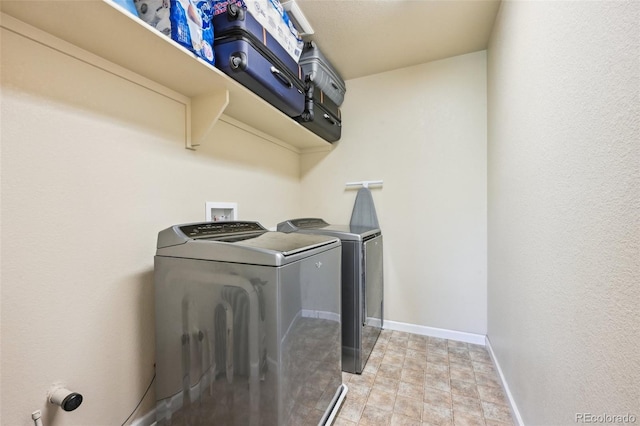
[485,336,525,426]
[383,319,487,345]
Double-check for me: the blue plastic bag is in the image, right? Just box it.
[112,0,139,16]
[135,0,215,65]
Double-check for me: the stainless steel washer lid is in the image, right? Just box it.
[277,218,381,242]
[155,221,341,266]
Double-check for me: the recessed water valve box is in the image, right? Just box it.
[205,202,238,222]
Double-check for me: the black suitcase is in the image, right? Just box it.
[213,4,305,117]
[295,83,342,143]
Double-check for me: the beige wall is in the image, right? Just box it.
[487,1,640,424]
[1,26,300,425]
[301,51,487,335]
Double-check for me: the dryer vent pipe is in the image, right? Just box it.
[48,386,83,412]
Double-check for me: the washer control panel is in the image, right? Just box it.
[180,221,266,238]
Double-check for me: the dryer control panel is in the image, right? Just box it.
[280,218,329,232]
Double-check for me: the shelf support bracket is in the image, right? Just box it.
[186,89,230,150]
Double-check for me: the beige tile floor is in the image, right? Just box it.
[335,329,515,426]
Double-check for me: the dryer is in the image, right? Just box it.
[277,218,383,374]
[154,221,346,425]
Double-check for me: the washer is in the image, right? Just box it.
[277,218,383,374]
[154,221,347,425]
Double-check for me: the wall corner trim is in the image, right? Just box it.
[485,336,525,426]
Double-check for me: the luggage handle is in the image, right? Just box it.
[323,113,337,126]
[302,85,314,121]
[270,66,293,89]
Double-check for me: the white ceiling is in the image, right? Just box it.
[294,0,501,80]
